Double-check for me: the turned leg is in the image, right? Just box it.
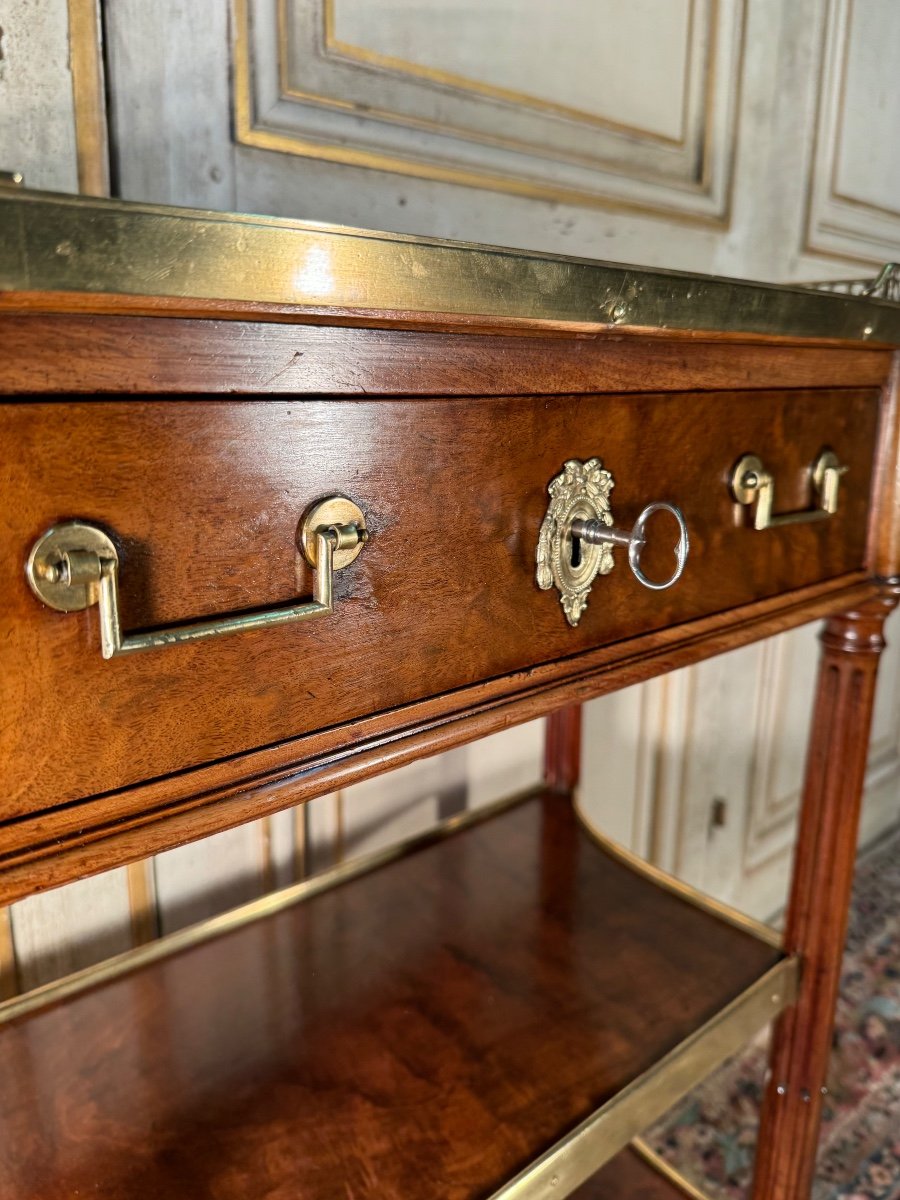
[544,705,583,794]
[751,594,897,1200]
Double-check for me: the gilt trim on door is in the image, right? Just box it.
[234,0,745,223]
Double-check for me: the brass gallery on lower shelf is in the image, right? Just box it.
[0,785,796,1200]
[496,961,795,1199]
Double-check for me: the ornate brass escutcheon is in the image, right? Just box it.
[536,458,689,627]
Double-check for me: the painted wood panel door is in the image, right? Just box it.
[580,619,900,922]
[103,0,900,279]
[3,0,900,992]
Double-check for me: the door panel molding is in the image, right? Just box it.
[804,0,900,264]
[235,0,745,222]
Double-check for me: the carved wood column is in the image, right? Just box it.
[544,706,583,794]
[751,590,898,1200]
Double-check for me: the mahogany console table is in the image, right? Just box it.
[2,187,899,1200]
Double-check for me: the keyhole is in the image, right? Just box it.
[570,534,582,569]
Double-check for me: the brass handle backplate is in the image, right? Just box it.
[729,449,846,530]
[535,458,689,627]
[25,496,367,659]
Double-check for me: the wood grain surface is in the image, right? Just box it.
[544,706,583,794]
[751,591,898,1200]
[2,269,898,1200]
[0,314,892,395]
[0,791,780,1200]
[0,574,877,907]
[868,354,900,579]
[0,391,878,822]
[2,286,899,352]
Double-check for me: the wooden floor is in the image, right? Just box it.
[0,791,779,1199]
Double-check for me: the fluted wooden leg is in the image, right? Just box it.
[751,594,897,1200]
[544,705,583,793]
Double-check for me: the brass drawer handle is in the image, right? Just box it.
[25,496,367,659]
[730,449,846,530]
[536,458,690,626]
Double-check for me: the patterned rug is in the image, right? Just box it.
[647,823,900,1200]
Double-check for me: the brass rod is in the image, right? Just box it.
[574,793,784,949]
[489,958,797,1198]
[0,786,544,1027]
[98,529,336,657]
[630,1138,715,1200]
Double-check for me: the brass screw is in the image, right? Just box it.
[36,560,63,584]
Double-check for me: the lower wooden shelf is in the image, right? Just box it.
[0,789,794,1199]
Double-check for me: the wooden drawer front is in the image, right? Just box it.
[0,390,878,816]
